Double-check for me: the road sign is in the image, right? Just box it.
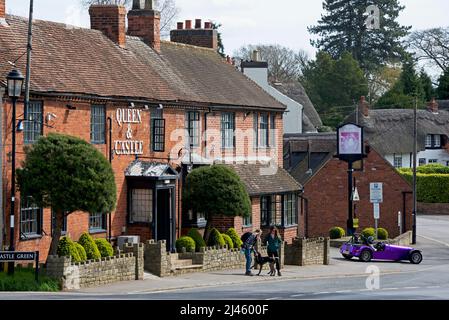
[373,203,380,219]
[0,251,39,281]
[352,187,360,201]
[370,182,383,203]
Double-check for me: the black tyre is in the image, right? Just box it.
[409,251,423,264]
[359,249,372,262]
[342,254,353,260]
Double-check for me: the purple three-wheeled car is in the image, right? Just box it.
[340,233,423,264]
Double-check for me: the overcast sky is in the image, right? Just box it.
[6,0,449,60]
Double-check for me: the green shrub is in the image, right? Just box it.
[187,228,206,251]
[95,238,114,258]
[207,228,226,247]
[57,236,81,263]
[361,227,376,238]
[399,164,449,174]
[329,227,346,239]
[377,228,389,240]
[78,232,101,260]
[0,268,59,291]
[226,228,243,248]
[176,236,196,252]
[400,172,449,203]
[221,233,234,249]
[74,242,87,261]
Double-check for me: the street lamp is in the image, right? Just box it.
[6,69,24,276]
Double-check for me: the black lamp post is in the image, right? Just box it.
[6,69,25,276]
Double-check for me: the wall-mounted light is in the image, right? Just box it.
[129,102,135,108]
[144,105,150,110]
[158,104,163,110]
[46,113,57,123]
[243,111,251,120]
[16,120,24,132]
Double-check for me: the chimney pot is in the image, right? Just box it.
[428,97,439,113]
[204,22,212,29]
[226,55,232,64]
[251,50,261,62]
[195,19,202,29]
[177,22,184,30]
[185,20,192,29]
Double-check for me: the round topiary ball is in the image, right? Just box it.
[95,238,114,257]
[377,228,389,240]
[78,232,101,260]
[226,228,243,248]
[207,228,226,247]
[74,242,87,261]
[362,227,376,238]
[222,233,234,249]
[329,227,346,239]
[57,236,81,263]
[187,228,206,251]
[176,236,196,252]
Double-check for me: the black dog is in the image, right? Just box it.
[253,252,276,276]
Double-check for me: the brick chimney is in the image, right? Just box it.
[89,5,126,48]
[170,19,218,50]
[1,0,6,24]
[359,96,370,117]
[427,97,439,113]
[128,0,161,53]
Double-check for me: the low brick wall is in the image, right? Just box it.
[418,202,449,215]
[45,243,144,290]
[284,237,330,266]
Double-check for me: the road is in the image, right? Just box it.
[1,215,448,300]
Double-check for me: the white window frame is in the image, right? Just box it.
[425,135,432,148]
[393,154,403,168]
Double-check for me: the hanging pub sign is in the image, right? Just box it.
[336,123,364,163]
[114,108,144,156]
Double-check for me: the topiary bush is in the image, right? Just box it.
[176,236,196,252]
[226,228,243,248]
[377,228,389,240]
[74,242,87,261]
[362,227,376,238]
[57,236,82,263]
[95,238,114,258]
[329,227,346,239]
[207,228,226,247]
[221,233,234,249]
[187,228,206,251]
[78,232,101,260]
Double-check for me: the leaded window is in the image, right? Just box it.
[270,113,276,147]
[90,105,106,144]
[260,113,269,147]
[283,193,297,226]
[89,212,106,232]
[393,154,403,168]
[221,112,235,148]
[186,111,200,147]
[20,197,42,236]
[24,101,43,144]
[130,189,153,223]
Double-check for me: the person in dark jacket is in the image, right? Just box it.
[242,229,261,276]
[265,226,282,276]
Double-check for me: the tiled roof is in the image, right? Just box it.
[125,160,178,179]
[226,163,302,196]
[0,15,285,110]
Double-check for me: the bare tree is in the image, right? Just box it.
[233,44,309,82]
[81,0,179,37]
[408,27,449,73]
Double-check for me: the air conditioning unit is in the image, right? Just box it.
[117,235,140,249]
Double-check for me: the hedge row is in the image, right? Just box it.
[400,172,449,203]
[398,164,449,174]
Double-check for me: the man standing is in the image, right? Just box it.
[242,229,261,276]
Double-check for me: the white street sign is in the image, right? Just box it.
[352,187,360,201]
[370,182,383,203]
[373,203,380,219]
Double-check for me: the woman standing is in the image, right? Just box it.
[265,226,282,276]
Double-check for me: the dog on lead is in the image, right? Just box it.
[253,252,276,276]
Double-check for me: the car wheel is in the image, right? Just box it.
[342,254,353,260]
[359,249,372,262]
[409,251,423,264]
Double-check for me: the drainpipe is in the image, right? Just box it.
[0,88,4,250]
[298,192,309,238]
[203,107,212,160]
[107,116,113,243]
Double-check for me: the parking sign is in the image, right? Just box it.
[370,183,383,203]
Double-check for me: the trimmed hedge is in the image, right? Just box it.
[176,236,196,252]
[329,227,346,239]
[207,228,226,247]
[226,228,243,248]
[361,227,376,238]
[400,171,449,203]
[78,233,101,260]
[74,242,87,261]
[222,233,234,249]
[95,238,114,258]
[377,228,389,240]
[57,236,82,263]
[399,164,449,174]
[187,228,206,251]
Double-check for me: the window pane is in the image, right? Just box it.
[434,135,441,147]
[152,119,165,152]
[425,135,432,148]
[24,101,43,144]
[20,197,42,236]
[91,105,105,144]
[89,213,106,231]
[221,112,235,148]
[186,112,200,147]
[270,114,276,147]
[130,189,153,223]
[260,114,268,147]
[253,113,258,148]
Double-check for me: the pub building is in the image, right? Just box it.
[0,0,302,262]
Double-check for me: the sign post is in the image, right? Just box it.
[0,251,39,282]
[336,123,365,236]
[370,183,383,239]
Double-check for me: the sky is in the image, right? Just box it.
[5,0,449,69]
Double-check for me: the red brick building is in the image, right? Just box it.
[0,1,301,261]
[284,133,413,239]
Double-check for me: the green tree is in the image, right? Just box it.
[211,22,225,58]
[302,51,368,128]
[308,0,410,72]
[420,69,435,102]
[437,69,449,99]
[183,165,251,242]
[17,133,117,256]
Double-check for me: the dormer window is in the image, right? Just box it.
[425,134,442,149]
[425,135,432,148]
